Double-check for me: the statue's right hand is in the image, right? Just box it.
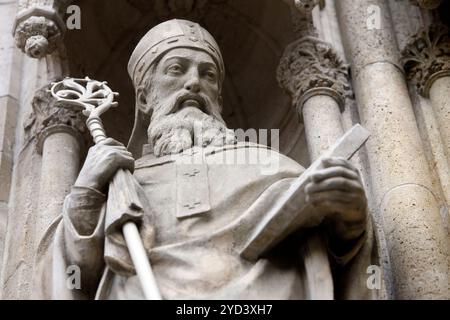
[74,138,135,192]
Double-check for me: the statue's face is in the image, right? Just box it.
[142,47,236,157]
[148,47,221,118]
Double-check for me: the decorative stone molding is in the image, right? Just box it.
[409,0,442,10]
[14,15,62,59]
[154,0,210,18]
[128,0,228,21]
[277,36,352,118]
[12,0,70,58]
[292,0,325,15]
[402,24,450,97]
[282,0,323,38]
[24,85,88,154]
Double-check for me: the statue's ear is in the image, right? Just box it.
[136,85,152,115]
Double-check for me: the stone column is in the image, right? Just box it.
[277,36,352,299]
[0,85,86,299]
[302,93,343,158]
[0,0,74,299]
[403,24,450,168]
[277,37,351,160]
[0,0,22,283]
[336,0,449,299]
[388,3,450,231]
[29,87,87,245]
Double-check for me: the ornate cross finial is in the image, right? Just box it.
[50,77,119,143]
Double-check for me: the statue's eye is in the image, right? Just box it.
[167,64,183,74]
[204,69,217,82]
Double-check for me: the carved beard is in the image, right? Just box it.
[147,89,237,157]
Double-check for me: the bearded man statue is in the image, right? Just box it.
[34,19,379,300]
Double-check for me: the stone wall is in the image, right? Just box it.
[0,0,22,280]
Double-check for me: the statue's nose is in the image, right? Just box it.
[184,75,201,93]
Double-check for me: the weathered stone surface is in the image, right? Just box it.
[277,36,352,117]
[14,16,62,59]
[409,86,450,223]
[0,201,7,282]
[302,94,344,159]
[337,0,450,299]
[0,144,42,299]
[402,25,450,209]
[388,0,432,52]
[0,0,22,206]
[0,97,18,202]
[337,0,402,75]
[381,185,449,298]
[402,24,450,98]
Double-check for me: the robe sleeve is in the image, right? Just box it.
[328,216,384,300]
[325,216,369,267]
[33,186,106,300]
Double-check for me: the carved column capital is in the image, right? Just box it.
[277,37,352,119]
[409,0,442,10]
[12,0,71,58]
[24,85,88,154]
[402,24,450,97]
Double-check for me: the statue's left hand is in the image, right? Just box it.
[305,157,368,241]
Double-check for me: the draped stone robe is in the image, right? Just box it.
[33,142,379,300]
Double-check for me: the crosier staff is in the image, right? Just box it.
[50,77,162,300]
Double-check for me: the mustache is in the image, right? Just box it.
[157,91,210,118]
[147,85,227,125]
[174,93,208,114]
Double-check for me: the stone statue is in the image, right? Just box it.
[34,19,377,300]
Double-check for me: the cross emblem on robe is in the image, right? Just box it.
[183,200,202,210]
[183,169,200,177]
